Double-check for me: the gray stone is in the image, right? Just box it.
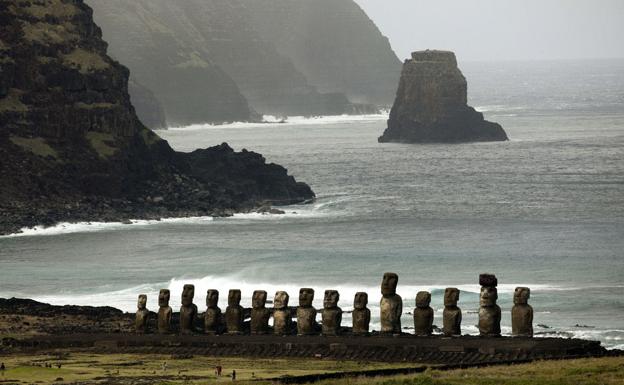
[478,286,501,337]
[204,289,222,334]
[413,291,434,336]
[297,288,318,335]
[250,290,271,335]
[352,292,370,335]
[380,272,402,334]
[157,289,172,334]
[135,294,149,334]
[379,50,508,143]
[273,291,292,335]
[225,289,244,334]
[512,287,534,337]
[179,284,198,334]
[442,288,462,337]
[321,290,342,336]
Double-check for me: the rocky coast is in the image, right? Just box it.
[0,0,314,236]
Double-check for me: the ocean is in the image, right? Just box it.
[1,59,623,349]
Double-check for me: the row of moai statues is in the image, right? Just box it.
[136,273,533,337]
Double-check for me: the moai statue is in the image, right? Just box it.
[413,291,434,336]
[478,274,501,337]
[250,290,271,335]
[512,287,533,337]
[297,288,318,335]
[225,289,244,334]
[204,289,222,334]
[321,290,342,336]
[273,291,292,335]
[179,284,198,334]
[352,292,371,335]
[380,272,402,334]
[442,288,462,336]
[135,294,149,333]
[157,289,172,334]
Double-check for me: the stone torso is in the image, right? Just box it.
[204,307,222,334]
[297,307,317,335]
[157,306,172,334]
[321,308,342,336]
[135,309,149,333]
[273,309,292,335]
[380,295,402,333]
[352,308,371,334]
[225,305,244,334]
[413,307,434,336]
[478,305,501,336]
[179,304,198,334]
[442,307,462,336]
[512,304,534,337]
[250,308,271,334]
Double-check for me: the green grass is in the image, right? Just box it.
[85,131,118,158]
[9,136,58,159]
[63,48,109,74]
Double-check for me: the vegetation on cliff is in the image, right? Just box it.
[0,0,314,235]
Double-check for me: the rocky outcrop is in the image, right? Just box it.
[127,79,166,130]
[0,0,314,235]
[88,0,379,121]
[243,0,402,107]
[379,51,508,143]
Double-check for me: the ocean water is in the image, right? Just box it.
[1,59,623,349]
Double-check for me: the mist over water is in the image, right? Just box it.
[1,59,623,349]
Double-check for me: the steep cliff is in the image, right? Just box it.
[243,0,402,106]
[88,0,377,121]
[0,0,314,235]
[88,0,253,127]
[379,51,508,143]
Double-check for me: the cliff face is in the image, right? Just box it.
[379,51,508,143]
[88,0,379,121]
[88,0,253,127]
[0,0,314,235]
[243,0,402,106]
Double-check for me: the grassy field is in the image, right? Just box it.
[0,353,621,385]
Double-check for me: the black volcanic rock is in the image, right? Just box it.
[379,50,508,143]
[0,0,314,235]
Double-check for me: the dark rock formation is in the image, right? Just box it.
[379,50,508,143]
[88,0,374,121]
[127,79,166,130]
[243,0,402,107]
[0,0,314,235]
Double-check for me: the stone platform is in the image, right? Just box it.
[3,333,612,365]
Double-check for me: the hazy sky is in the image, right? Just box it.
[354,0,624,61]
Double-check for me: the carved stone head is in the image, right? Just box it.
[480,286,498,307]
[228,289,242,306]
[274,291,289,309]
[381,273,398,296]
[206,289,219,308]
[253,290,267,309]
[299,288,314,307]
[158,289,170,307]
[514,287,530,305]
[323,290,339,309]
[354,292,368,310]
[444,288,460,307]
[416,291,431,308]
[181,284,195,306]
[138,294,147,310]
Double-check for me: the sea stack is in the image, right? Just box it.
[379,50,508,143]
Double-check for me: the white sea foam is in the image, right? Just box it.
[166,113,389,131]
